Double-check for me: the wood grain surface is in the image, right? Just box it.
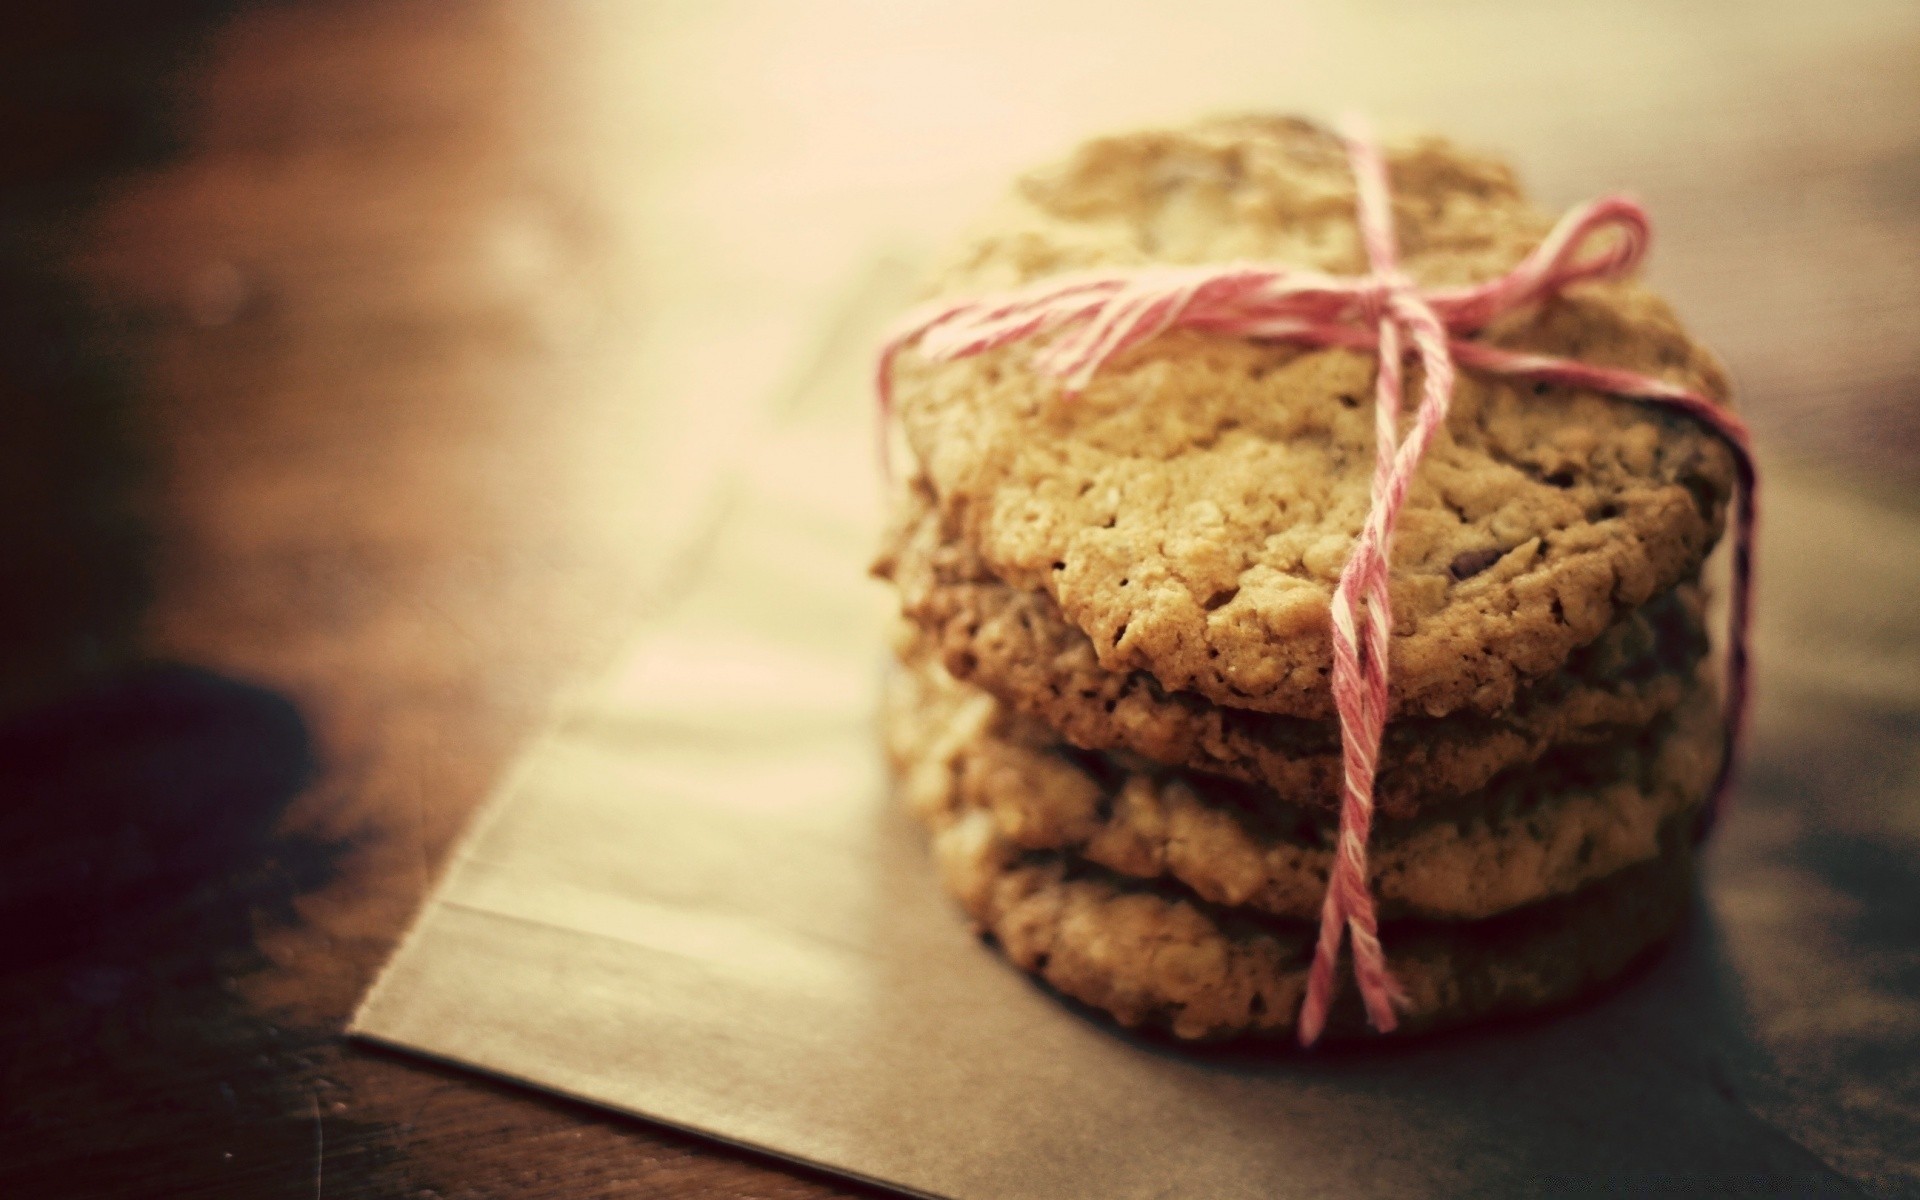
[0,1,1914,1196]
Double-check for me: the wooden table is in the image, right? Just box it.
[1,2,1914,1195]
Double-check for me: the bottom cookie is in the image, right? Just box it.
[924,805,1694,1042]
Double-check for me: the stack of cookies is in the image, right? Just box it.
[874,117,1739,1042]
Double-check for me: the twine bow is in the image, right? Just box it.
[878,120,1756,1046]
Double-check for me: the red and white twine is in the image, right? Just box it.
[877,121,1757,1047]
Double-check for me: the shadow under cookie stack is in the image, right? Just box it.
[875,116,1741,1044]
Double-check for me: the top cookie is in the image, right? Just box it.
[890,115,1738,719]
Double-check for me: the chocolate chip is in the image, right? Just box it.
[1203,587,1238,611]
[1449,546,1506,580]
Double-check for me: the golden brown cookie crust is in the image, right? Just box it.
[922,803,1693,1042]
[886,651,1719,923]
[890,116,1738,720]
[879,482,1708,817]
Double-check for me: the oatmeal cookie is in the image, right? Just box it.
[888,115,1737,720]
[879,482,1707,816]
[886,651,1719,922]
[923,803,1693,1042]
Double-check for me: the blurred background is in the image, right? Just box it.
[0,2,1914,1196]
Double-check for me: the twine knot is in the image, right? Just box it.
[1356,268,1418,328]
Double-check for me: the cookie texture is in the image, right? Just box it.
[889,115,1738,720]
[879,481,1708,817]
[886,651,1719,923]
[923,803,1693,1042]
